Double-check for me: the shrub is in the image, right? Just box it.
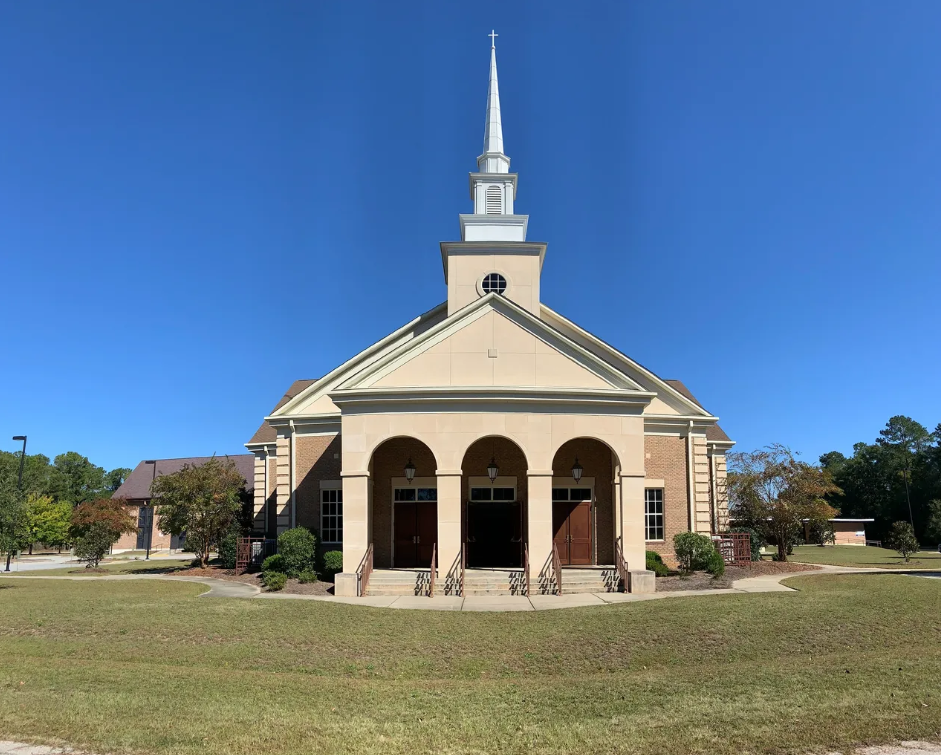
[705,548,726,578]
[673,532,716,573]
[217,528,240,570]
[321,550,343,579]
[277,527,318,577]
[645,550,669,577]
[298,569,318,584]
[73,522,116,568]
[730,526,763,561]
[887,521,920,562]
[262,571,287,591]
[261,553,285,573]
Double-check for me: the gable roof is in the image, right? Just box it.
[338,292,647,392]
[113,455,255,500]
[248,379,318,444]
[664,380,731,442]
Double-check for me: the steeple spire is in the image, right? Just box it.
[478,31,509,174]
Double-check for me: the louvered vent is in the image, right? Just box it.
[485,185,502,214]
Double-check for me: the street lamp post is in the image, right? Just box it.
[144,460,157,560]
[5,436,27,572]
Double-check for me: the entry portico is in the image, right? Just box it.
[245,38,733,597]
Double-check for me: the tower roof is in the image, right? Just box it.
[477,32,509,174]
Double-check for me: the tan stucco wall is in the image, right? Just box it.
[644,435,690,563]
[447,253,541,315]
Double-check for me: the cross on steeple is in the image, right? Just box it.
[488,30,498,49]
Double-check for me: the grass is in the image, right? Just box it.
[4,559,192,577]
[791,544,941,569]
[1,576,940,755]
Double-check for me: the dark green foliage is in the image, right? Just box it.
[886,520,920,562]
[321,550,343,579]
[261,554,285,573]
[277,527,318,577]
[645,550,669,577]
[218,529,240,570]
[705,548,726,577]
[261,571,287,591]
[73,522,117,568]
[808,519,836,546]
[298,570,318,584]
[730,527,763,561]
[672,532,716,573]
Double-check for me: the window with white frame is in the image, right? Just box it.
[393,487,438,502]
[470,486,515,501]
[321,488,343,544]
[551,487,593,502]
[645,488,664,541]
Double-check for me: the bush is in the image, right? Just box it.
[321,550,343,579]
[277,527,318,577]
[705,548,726,578]
[887,521,920,562]
[730,527,763,561]
[298,569,318,584]
[261,553,285,573]
[262,571,287,591]
[73,522,116,568]
[217,528,240,570]
[645,550,669,577]
[673,532,716,573]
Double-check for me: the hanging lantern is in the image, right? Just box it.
[571,457,583,483]
[487,456,499,484]
[404,458,416,484]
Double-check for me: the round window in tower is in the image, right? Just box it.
[481,273,507,295]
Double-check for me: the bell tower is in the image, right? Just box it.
[441,32,546,315]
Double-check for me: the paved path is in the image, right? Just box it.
[7,563,937,611]
[2,553,189,573]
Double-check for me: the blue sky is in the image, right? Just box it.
[1,1,939,471]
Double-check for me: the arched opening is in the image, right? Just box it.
[551,438,619,566]
[369,437,438,569]
[460,436,528,568]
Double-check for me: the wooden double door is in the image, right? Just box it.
[553,500,592,565]
[394,501,437,568]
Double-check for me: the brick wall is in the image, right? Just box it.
[113,502,173,551]
[644,435,690,564]
[293,434,342,534]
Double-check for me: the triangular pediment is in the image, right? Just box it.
[340,294,644,392]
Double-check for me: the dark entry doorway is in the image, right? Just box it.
[552,487,593,565]
[466,487,522,568]
[393,487,437,568]
[135,506,153,550]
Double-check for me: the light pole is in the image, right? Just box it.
[144,460,157,560]
[5,436,27,572]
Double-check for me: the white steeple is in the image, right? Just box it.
[478,33,508,174]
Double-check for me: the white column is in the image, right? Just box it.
[275,433,291,534]
[252,451,267,533]
[527,471,554,594]
[340,472,371,575]
[436,470,462,594]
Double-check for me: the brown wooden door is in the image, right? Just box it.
[394,502,437,568]
[416,503,437,565]
[394,502,417,567]
[553,500,593,566]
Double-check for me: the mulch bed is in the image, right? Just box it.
[656,561,821,592]
[175,565,335,596]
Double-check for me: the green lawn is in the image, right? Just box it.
[791,544,941,569]
[4,559,192,577]
[1,575,940,754]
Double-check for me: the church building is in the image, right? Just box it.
[246,39,733,597]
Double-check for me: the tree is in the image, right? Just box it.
[69,497,136,568]
[728,444,842,562]
[886,520,920,562]
[924,500,941,545]
[20,494,73,554]
[0,465,26,568]
[877,416,931,529]
[53,452,109,505]
[104,467,131,493]
[152,457,246,567]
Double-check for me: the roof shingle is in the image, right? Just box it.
[113,455,255,500]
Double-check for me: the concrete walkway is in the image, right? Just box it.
[3,564,938,611]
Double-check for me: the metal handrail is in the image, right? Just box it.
[615,536,629,593]
[551,541,562,596]
[460,542,466,598]
[524,543,531,597]
[356,543,374,597]
[429,543,436,598]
